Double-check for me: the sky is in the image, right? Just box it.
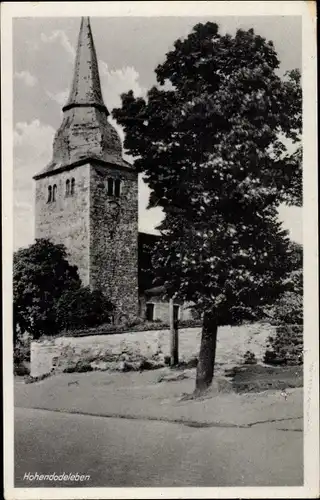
[13,16,302,250]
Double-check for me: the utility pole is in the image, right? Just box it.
[169,298,179,366]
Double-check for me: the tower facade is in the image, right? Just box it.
[34,17,139,321]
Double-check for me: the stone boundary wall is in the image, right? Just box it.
[30,323,275,378]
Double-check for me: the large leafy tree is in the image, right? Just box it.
[13,238,113,341]
[113,23,302,392]
[13,238,81,340]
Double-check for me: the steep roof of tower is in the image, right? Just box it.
[34,17,133,180]
[63,17,108,114]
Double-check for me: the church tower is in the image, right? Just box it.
[34,17,139,321]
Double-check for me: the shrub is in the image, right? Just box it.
[62,318,202,337]
[242,350,257,365]
[56,287,113,331]
[13,239,81,340]
[13,239,114,341]
[272,291,303,326]
[62,361,94,373]
[13,331,32,376]
[264,324,303,366]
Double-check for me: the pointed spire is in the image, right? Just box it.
[63,17,108,115]
[33,16,132,180]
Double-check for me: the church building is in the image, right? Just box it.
[33,17,192,324]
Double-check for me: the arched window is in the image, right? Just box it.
[52,184,57,202]
[47,185,52,203]
[71,178,75,195]
[66,179,70,197]
[114,179,121,197]
[107,178,114,196]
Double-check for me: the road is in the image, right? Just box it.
[15,407,303,487]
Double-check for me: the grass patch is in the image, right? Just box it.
[226,364,303,393]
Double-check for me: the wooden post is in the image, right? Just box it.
[169,299,179,366]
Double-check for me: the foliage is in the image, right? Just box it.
[13,238,81,340]
[272,289,303,326]
[264,324,303,365]
[13,331,33,375]
[13,331,32,361]
[62,318,202,337]
[265,243,303,325]
[113,23,302,390]
[286,241,303,270]
[138,233,160,292]
[63,361,94,374]
[113,22,302,326]
[13,238,113,341]
[56,287,113,331]
[242,350,257,365]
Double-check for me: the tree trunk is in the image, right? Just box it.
[195,312,218,393]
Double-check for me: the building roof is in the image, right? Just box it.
[63,17,107,114]
[34,17,132,180]
[144,285,166,297]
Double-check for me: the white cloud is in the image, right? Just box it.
[138,175,163,235]
[14,70,38,87]
[13,120,55,250]
[99,62,147,153]
[99,62,146,112]
[277,132,301,155]
[278,204,302,244]
[46,89,69,107]
[25,40,39,52]
[40,30,75,60]
[14,119,54,155]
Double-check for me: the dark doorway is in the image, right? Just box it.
[173,305,180,322]
[146,303,154,321]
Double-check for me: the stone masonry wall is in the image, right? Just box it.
[35,165,90,284]
[30,323,275,378]
[90,165,139,321]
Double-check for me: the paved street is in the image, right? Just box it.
[15,406,303,488]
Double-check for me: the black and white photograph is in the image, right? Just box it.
[2,1,318,498]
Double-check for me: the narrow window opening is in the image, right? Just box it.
[115,179,121,197]
[146,303,155,322]
[71,178,75,195]
[47,185,52,203]
[52,184,57,202]
[107,178,114,196]
[66,179,70,197]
